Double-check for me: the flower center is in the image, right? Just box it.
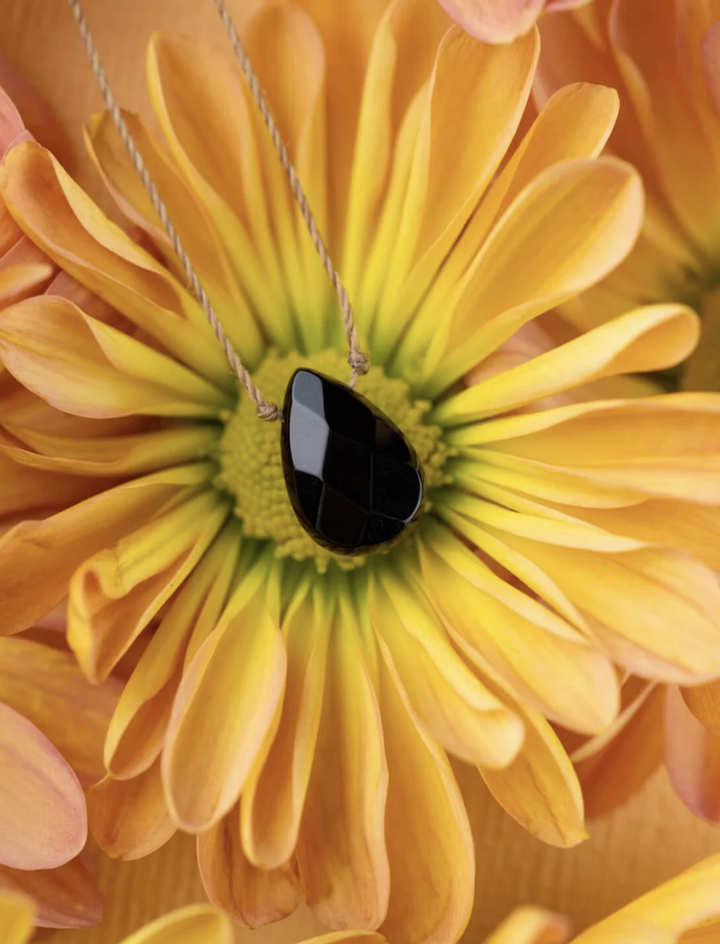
[216,349,452,572]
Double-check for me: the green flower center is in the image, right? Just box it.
[216,349,452,572]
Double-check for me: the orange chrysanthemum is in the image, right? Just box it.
[536,0,720,825]
[0,2,720,941]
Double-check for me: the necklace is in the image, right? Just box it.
[67,0,424,555]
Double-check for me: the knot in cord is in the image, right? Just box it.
[257,401,283,422]
[348,350,370,389]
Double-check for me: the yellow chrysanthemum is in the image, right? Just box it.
[536,0,720,827]
[5,855,720,944]
[1,1,720,941]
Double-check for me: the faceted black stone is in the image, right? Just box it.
[281,369,425,554]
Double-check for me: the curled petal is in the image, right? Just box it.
[117,903,234,944]
[88,762,176,861]
[197,806,302,929]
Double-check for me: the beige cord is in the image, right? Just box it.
[211,0,369,389]
[67,0,369,426]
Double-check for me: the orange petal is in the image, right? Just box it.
[666,685,720,824]
[242,582,329,869]
[0,449,104,519]
[0,703,86,870]
[197,806,303,929]
[68,489,229,682]
[88,762,176,861]
[0,637,119,786]
[0,57,70,163]
[0,296,230,419]
[684,677,720,739]
[438,0,544,43]
[0,141,230,384]
[0,463,212,636]
[573,683,666,818]
[0,856,101,930]
[163,591,286,832]
[297,599,389,930]
[377,646,474,944]
[0,890,34,944]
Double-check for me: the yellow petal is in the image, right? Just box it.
[374,26,538,362]
[420,157,643,396]
[451,395,720,505]
[88,762,176,861]
[0,463,212,636]
[377,646,474,944]
[85,110,263,367]
[163,591,286,832]
[0,422,219,479]
[0,856,101,930]
[483,906,571,944]
[370,569,525,767]
[488,532,720,684]
[0,637,119,786]
[0,891,34,944]
[0,141,230,384]
[0,296,230,419]
[420,523,619,735]
[482,694,587,848]
[666,685,720,825]
[435,304,698,424]
[401,81,621,363]
[105,522,241,779]
[243,3,333,353]
[119,903,234,944]
[297,603,390,930]
[343,0,449,302]
[573,853,720,943]
[146,32,291,343]
[68,489,229,683]
[242,582,329,869]
[197,806,302,929]
[0,703,86,870]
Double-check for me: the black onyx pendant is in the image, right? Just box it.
[281,369,425,554]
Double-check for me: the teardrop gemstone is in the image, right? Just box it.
[281,369,425,554]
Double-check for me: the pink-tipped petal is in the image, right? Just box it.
[0,702,87,870]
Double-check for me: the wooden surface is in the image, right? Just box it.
[1,0,719,940]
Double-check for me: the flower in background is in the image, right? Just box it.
[536,0,720,826]
[1,1,720,941]
[438,0,591,44]
[0,636,118,929]
[536,0,720,391]
[4,854,720,944]
[0,83,57,309]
